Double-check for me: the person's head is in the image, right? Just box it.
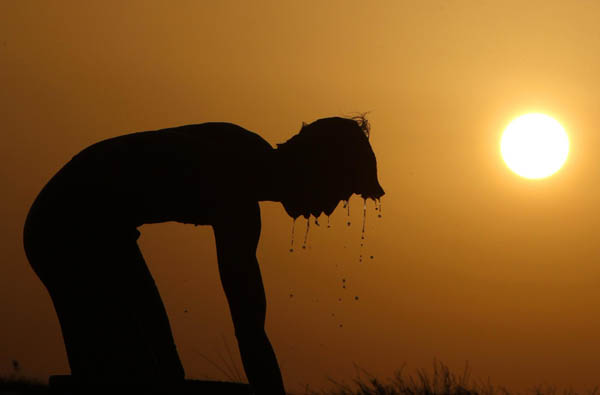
[275,115,384,219]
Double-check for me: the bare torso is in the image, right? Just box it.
[29,122,274,229]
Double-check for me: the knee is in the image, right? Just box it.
[22,208,46,274]
[22,208,38,259]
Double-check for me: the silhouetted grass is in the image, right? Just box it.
[2,359,599,394]
[0,375,48,393]
[307,360,600,395]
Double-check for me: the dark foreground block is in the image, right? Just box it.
[49,375,252,394]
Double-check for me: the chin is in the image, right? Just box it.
[282,197,342,219]
[309,209,325,219]
[282,202,301,219]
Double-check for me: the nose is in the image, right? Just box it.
[374,179,385,199]
[359,179,384,201]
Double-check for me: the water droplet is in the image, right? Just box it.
[354,296,359,301]
[339,323,343,328]
[315,218,320,227]
[342,278,346,283]
[359,255,363,263]
[377,199,382,218]
[184,309,188,313]
[361,198,367,241]
[327,216,331,228]
[342,284,346,289]
[331,313,335,317]
[290,219,296,252]
[343,200,348,209]
[338,298,342,302]
[289,293,294,298]
[370,255,374,259]
[302,218,310,249]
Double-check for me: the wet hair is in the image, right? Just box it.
[351,114,371,139]
[277,114,371,151]
[276,115,384,218]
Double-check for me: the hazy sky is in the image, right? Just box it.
[2,1,600,392]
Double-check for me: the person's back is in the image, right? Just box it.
[27,122,273,230]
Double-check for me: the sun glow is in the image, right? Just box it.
[500,113,569,179]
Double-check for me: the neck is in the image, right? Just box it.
[256,149,288,202]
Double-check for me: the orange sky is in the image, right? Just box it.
[2,1,600,392]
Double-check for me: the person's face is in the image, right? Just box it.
[278,122,384,219]
[281,162,384,220]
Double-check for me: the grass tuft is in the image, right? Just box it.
[0,375,48,393]
[2,359,600,394]
[306,360,599,395]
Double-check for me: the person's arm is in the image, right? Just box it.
[212,201,285,395]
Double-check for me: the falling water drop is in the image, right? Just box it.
[289,219,296,252]
[354,296,359,301]
[302,218,310,249]
[361,198,367,240]
[377,199,382,218]
[346,200,351,226]
[327,216,331,228]
[359,255,363,263]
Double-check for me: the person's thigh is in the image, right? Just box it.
[27,224,183,387]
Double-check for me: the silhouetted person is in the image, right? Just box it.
[23,116,384,394]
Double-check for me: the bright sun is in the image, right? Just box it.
[500,113,569,179]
